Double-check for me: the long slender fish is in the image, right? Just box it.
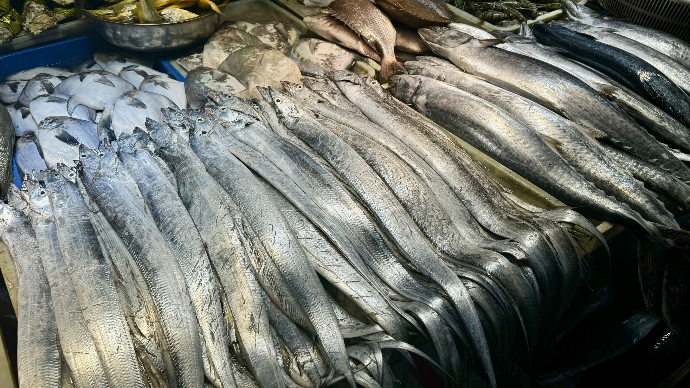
[531,23,690,131]
[418,26,690,183]
[146,120,286,388]
[0,106,14,198]
[118,135,237,388]
[0,195,60,388]
[328,0,405,78]
[403,60,676,227]
[22,177,108,388]
[79,144,204,388]
[45,170,144,388]
[268,87,496,388]
[563,0,690,64]
[552,20,690,95]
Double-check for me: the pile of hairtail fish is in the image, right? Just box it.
[2,0,690,387]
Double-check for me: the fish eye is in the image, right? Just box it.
[80,152,88,158]
[275,98,282,104]
[197,117,204,123]
[201,130,208,135]
[97,151,105,157]
[370,80,379,86]
[38,189,46,196]
[296,85,302,90]
[219,107,227,112]
[67,172,75,179]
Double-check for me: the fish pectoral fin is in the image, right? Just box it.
[55,129,82,146]
[475,38,504,48]
[94,76,117,87]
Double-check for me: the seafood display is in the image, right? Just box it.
[3,0,690,386]
[0,0,76,45]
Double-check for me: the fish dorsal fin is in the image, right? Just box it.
[8,82,20,93]
[19,107,31,119]
[79,73,88,82]
[94,76,116,88]
[42,81,55,94]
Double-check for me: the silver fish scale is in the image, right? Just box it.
[118,142,237,388]
[148,122,286,388]
[45,172,144,388]
[79,148,204,388]
[0,203,61,388]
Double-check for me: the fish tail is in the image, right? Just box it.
[637,238,666,314]
[380,56,407,79]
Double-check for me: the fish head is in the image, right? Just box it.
[563,0,599,23]
[418,26,474,55]
[447,23,497,40]
[25,173,52,218]
[302,78,350,107]
[281,81,318,105]
[44,168,72,203]
[389,75,422,105]
[7,184,30,216]
[266,87,303,127]
[146,118,177,150]
[204,103,254,130]
[192,110,220,141]
[76,144,103,177]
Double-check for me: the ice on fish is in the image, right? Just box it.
[67,72,135,113]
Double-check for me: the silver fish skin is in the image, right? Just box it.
[552,20,690,95]
[14,134,46,181]
[17,74,65,107]
[99,90,179,141]
[331,72,565,318]
[118,64,171,90]
[145,119,286,388]
[601,144,690,213]
[30,94,96,124]
[21,177,109,388]
[117,133,237,388]
[563,0,690,64]
[191,111,352,381]
[0,196,60,388]
[303,13,382,62]
[45,169,145,388]
[9,105,38,136]
[78,144,204,388]
[403,62,677,227]
[72,59,103,73]
[268,87,496,388]
[139,75,187,109]
[54,74,85,97]
[184,67,246,109]
[6,67,72,81]
[37,117,99,169]
[260,175,408,341]
[417,27,690,183]
[489,36,690,156]
[206,103,446,342]
[0,80,26,104]
[67,72,135,114]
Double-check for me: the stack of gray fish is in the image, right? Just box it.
[0,67,601,388]
[389,1,690,332]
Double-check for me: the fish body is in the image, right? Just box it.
[6,67,72,81]
[14,135,46,182]
[37,117,99,168]
[177,53,203,72]
[228,21,300,54]
[394,23,429,54]
[553,20,690,95]
[531,23,690,131]
[9,105,38,136]
[146,119,286,388]
[54,74,85,97]
[0,199,60,388]
[184,67,246,109]
[202,25,264,69]
[563,0,690,64]
[419,26,690,182]
[72,59,103,73]
[99,90,179,140]
[0,107,13,198]
[67,72,135,113]
[328,0,405,78]
[29,94,97,123]
[289,38,362,76]
[304,14,381,61]
[218,45,302,99]
[45,170,144,388]
[0,81,27,104]
[139,75,187,109]
[79,144,204,388]
[374,0,450,29]
[22,177,109,388]
[118,64,171,89]
[17,74,65,107]
[495,35,690,155]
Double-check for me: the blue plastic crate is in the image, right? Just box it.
[1,34,187,188]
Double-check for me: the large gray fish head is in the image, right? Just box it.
[146,118,177,150]
[563,0,600,23]
[77,144,103,179]
[281,81,318,105]
[162,107,194,138]
[266,87,303,128]
[389,75,422,106]
[205,103,254,130]
[418,27,475,54]
[192,110,220,139]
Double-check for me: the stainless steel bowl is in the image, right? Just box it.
[77,0,223,51]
